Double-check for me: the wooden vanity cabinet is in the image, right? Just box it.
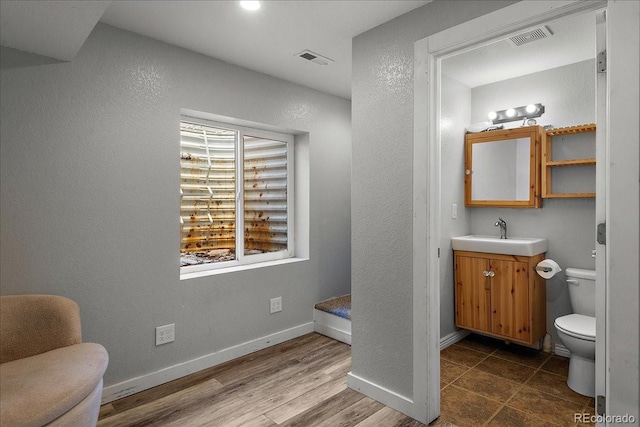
[454,250,546,345]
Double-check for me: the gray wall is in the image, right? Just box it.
[351,0,518,399]
[0,23,351,388]
[439,60,596,342]
[440,75,471,338]
[467,60,596,345]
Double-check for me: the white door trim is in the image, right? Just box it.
[413,1,607,423]
[594,9,607,426]
[412,30,439,425]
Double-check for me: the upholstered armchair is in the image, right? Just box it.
[0,295,108,426]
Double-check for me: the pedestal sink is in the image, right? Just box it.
[451,235,547,256]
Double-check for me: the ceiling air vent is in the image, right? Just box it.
[507,26,553,47]
[295,49,334,66]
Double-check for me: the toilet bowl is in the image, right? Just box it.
[554,313,595,396]
[554,268,596,397]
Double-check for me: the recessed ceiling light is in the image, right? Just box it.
[240,1,260,11]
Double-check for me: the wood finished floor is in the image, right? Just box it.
[99,332,594,427]
[98,333,427,427]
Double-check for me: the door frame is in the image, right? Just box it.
[413,1,607,423]
[594,9,607,426]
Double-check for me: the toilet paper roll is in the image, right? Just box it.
[535,259,562,279]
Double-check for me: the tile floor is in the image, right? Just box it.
[435,333,595,427]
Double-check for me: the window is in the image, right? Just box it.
[180,118,294,274]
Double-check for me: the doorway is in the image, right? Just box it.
[413,1,608,424]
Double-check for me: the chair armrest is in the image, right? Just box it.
[0,295,82,363]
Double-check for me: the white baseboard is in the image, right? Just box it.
[342,330,467,419]
[313,309,351,345]
[440,329,470,350]
[101,322,315,404]
[347,372,413,417]
[554,343,571,358]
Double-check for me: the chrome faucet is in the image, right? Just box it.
[495,217,507,239]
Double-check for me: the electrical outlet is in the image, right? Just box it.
[452,204,458,219]
[270,297,282,314]
[155,323,175,346]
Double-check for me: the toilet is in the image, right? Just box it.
[554,268,596,397]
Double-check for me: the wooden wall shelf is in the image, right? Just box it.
[542,124,596,199]
[545,124,596,136]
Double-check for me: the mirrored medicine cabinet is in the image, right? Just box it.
[464,125,542,208]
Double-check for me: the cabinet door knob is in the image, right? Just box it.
[488,271,495,277]
[483,270,490,277]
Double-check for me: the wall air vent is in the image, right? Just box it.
[295,49,334,66]
[507,26,553,47]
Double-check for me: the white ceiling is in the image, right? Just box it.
[102,0,431,100]
[0,0,430,99]
[0,0,110,61]
[1,1,595,98]
[442,11,596,88]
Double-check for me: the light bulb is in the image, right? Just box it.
[487,111,498,121]
[240,1,260,11]
[526,104,537,114]
[506,108,516,118]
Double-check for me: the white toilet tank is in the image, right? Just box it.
[566,268,596,317]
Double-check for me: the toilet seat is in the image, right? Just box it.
[555,314,596,341]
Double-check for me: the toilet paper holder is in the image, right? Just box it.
[534,259,562,279]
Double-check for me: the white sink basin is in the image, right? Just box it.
[451,235,548,256]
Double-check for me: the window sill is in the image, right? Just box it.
[180,257,309,281]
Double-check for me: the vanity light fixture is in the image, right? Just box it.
[240,1,260,11]
[488,103,545,124]
[525,104,538,114]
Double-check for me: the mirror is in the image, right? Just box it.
[465,125,542,208]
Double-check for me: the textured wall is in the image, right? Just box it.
[0,23,351,387]
[351,0,518,399]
